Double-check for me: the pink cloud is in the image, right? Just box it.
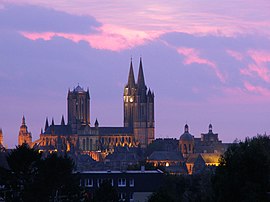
[177,47,226,82]
[21,25,162,51]
[240,49,270,83]
[244,81,270,96]
[226,50,244,61]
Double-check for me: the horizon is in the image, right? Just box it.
[1,1,270,148]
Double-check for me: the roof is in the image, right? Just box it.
[74,85,85,93]
[148,151,184,161]
[98,127,133,135]
[200,153,221,164]
[78,170,163,174]
[186,154,200,163]
[180,132,194,141]
[43,125,73,135]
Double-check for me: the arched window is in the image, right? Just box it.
[90,139,93,150]
[86,138,89,151]
[82,139,86,150]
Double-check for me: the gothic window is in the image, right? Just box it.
[90,139,93,150]
[82,139,86,150]
[86,138,89,151]
[189,144,191,152]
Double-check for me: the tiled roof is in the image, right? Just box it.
[148,151,184,161]
[43,125,73,135]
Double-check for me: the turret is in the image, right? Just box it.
[18,116,32,146]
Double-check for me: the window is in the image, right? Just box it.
[97,179,103,187]
[108,178,114,186]
[119,193,126,201]
[118,178,126,187]
[129,178,134,187]
[82,139,86,150]
[130,193,134,202]
[84,178,93,187]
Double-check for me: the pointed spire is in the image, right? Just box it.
[22,115,26,125]
[45,117,49,131]
[61,115,65,125]
[41,128,43,134]
[127,58,135,87]
[137,57,146,89]
[95,118,99,128]
[51,118,55,126]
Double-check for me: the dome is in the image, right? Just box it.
[180,124,194,141]
[180,132,194,141]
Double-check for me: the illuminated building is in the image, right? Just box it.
[18,116,32,146]
[30,58,155,158]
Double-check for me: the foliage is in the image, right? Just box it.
[91,180,118,202]
[213,134,270,202]
[0,144,82,201]
[148,172,214,202]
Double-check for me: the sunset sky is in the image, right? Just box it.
[1,0,270,148]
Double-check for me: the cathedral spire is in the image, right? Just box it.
[127,58,135,87]
[51,118,55,126]
[45,117,49,131]
[61,115,65,125]
[137,57,146,89]
[22,115,26,126]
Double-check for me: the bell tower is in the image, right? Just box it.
[18,116,32,146]
[124,58,155,148]
[67,85,90,133]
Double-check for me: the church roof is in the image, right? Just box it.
[43,125,73,135]
[148,151,184,161]
[98,127,133,135]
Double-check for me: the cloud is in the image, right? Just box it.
[21,25,162,51]
[239,49,270,83]
[226,50,244,61]
[177,47,226,83]
[0,3,100,34]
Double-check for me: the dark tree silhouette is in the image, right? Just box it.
[213,135,270,202]
[0,143,41,201]
[92,180,118,202]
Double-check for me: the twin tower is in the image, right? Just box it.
[67,58,154,148]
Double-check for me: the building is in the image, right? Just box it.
[77,169,163,202]
[179,124,195,158]
[18,116,32,146]
[194,124,229,154]
[28,58,155,159]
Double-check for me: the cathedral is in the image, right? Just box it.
[24,58,155,159]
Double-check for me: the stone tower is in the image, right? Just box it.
[67,85,90,133]
[0,128,3,146]
[179,124,194,158]
[18,116,32,146]
[124,58,155,148]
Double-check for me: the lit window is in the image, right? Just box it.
[118,178,126,187]
[84,178,93,187]
[129,179,134,187]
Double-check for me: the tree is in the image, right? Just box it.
[0,145,82,201]
[0,143,42,201]
[213,135,270,202]
[28,153,81,201]
[92,180,118,202]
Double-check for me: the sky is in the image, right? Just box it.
[1,0,270,148]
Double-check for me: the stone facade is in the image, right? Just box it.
[30,58,155,158]
[18,116,32,146]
